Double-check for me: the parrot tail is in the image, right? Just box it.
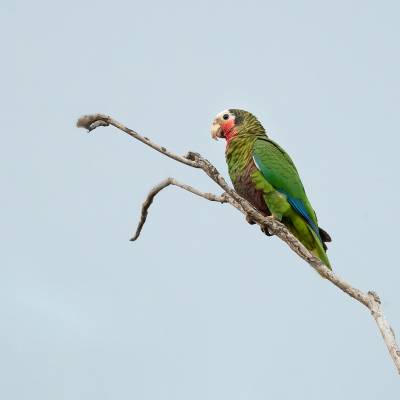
[284,214,332,272]
[309,227,332,271]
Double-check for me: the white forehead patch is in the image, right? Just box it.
[215,109,234,120]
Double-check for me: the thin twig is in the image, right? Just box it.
[130,177,227,241]
[77,114,199,168]
[77,113,400,374]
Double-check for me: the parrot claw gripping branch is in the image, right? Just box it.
[77,113,400,374]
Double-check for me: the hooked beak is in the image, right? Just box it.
[211,119,224,140]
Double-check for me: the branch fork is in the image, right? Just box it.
[77,113,400,374]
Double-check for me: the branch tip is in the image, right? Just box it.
[76,114,109,131]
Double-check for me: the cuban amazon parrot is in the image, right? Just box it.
[211,109,332,269]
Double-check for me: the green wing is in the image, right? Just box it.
[252,137,320,237]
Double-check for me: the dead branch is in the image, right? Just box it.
[130,177,227,241]
[77,113,400,374]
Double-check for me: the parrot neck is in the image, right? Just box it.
[225,119,267,178]
[225,135,259,178]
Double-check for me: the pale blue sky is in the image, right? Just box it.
[2,0,400,398]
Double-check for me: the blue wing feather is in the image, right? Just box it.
[283,194,320,238]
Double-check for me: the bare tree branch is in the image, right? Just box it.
[77,113,400,374]
[130,177,228,241]
[77,114,199,168]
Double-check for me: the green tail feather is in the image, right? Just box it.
[283,210,332,271]
[308,227,331,270]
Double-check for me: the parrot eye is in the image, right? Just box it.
[223,113,229,120]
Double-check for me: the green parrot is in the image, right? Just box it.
[211,109,331,269]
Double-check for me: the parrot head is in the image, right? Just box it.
[211,109,265,143]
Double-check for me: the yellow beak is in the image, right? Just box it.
[211,119,223,140]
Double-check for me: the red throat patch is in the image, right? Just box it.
[221,119,237,145]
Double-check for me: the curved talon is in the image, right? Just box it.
[261,225,274,236]
[246,215,256,225]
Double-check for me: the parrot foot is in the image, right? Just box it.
[246,215,256,225]
[246,215,274,236]
[261,225,274,236]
